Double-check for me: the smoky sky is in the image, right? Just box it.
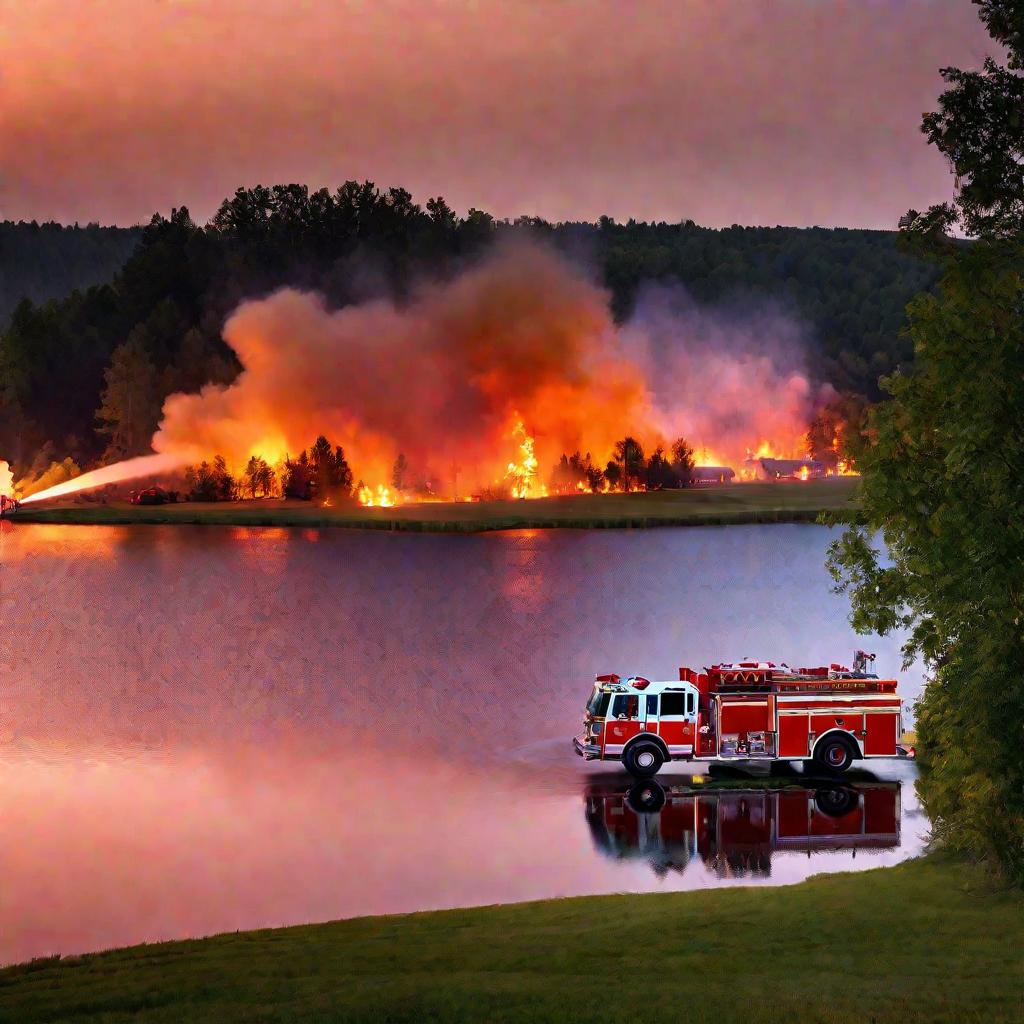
[0,0,996,228]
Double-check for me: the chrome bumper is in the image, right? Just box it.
[573,736,600,760]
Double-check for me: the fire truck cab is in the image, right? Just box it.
[573,653,905,777]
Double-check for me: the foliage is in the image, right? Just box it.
[185,456,235,502]
[829,1,1024,883]
[308,435,353,499]
[0,220,141,327]
[909,1,1024,239]
[549,451,602,492]
[242,456,276,498]
[282,451,313,500]
[95,327,160,462]
[827,240,1024,878]
[613,436,646,489]
[671,437,695,484]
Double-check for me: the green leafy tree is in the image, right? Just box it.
[911,1,1024,238]
[95,328,160,461]
[829,3,1024,881]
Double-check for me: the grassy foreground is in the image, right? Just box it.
[10,478,858,532]
[1,855,1021,1024]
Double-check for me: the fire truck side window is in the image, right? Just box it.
[661,693,688,717]
[687,692,695,715]
[612,695,639,719]
[646,695,658,717]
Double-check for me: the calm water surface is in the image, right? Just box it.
[0,522,928,964]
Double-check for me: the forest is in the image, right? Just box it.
[0,188,939,483]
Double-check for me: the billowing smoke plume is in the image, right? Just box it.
[623,285,835,466]
[152,241,829,491]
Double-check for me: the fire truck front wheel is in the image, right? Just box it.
[813,735,856,774]
[623,740,664,778]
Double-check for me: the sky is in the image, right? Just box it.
[0,0,997,229]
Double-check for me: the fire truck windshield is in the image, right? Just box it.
[586,690,611,717]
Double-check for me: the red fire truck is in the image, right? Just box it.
[573,652,907,777]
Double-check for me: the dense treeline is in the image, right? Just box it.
[0,221,142,327]
[0,185,938,479]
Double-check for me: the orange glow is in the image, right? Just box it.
[358,484,397,507]
[505,419,547,499]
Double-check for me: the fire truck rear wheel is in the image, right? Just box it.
[628,780,666,814]
[623,741,664,778]
[813,736,855,774]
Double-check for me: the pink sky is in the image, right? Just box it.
[0,0,996,228]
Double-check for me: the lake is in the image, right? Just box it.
[0,522,928,964]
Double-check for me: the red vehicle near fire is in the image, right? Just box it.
[574,651,908,777]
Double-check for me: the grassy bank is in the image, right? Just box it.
[9,478,858,532]
[1,855,1021,1023]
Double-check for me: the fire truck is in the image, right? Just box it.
[573,652,907,777]
[0,494,19,516]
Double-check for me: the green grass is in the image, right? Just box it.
[9,478,858,532]
[0,855,1021,1023]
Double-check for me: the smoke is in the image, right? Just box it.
[149,240,828,491]
[154,241,653,492]
[622,285,836,466]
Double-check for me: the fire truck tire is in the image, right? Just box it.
[814,786,858,817]
[628,780,666,814]
[623,740,664,778]
[813,735,856,774]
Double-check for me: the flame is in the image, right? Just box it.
[0,461,13,500]
[505,419,547,499]
[796,464,810,482]
[358,484,397,507]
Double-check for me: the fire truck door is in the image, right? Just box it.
[657,689,696,757]
[604,693,643,756]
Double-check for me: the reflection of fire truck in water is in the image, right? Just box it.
[574,652,910,777]
[586,780,901,878]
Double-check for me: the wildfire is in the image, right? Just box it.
[505,419,547,499]
[358,484,398,507]
[796,465,810,482]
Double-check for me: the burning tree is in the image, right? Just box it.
[185,456,235,501]
[550,451,603,493]
[243,456,277,498]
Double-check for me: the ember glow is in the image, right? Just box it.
[358,484,397,508]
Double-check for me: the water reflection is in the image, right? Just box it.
[585,777,901,878]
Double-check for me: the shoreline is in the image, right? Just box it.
[7,478,858,532]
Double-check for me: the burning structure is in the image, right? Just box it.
[4,242,843,507]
